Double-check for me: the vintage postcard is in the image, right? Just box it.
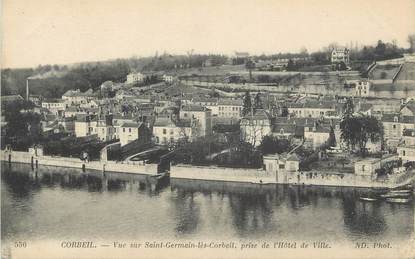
[1,0,415,258]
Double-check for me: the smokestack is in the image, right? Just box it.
[26,79,29,100]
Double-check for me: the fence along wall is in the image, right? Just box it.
[0,150,158,175]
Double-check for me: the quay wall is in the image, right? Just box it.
[170,164,413,188]
[0,150,157,175]
[170,164,275,183]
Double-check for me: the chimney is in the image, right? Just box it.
[26,79,29,100]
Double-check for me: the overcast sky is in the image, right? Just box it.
[2,0,415,68]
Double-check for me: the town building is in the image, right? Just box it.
[263,153,300,182]
[397,129,415,163]
[240,109,272,146]
[217,99,243,119]
[288,101,337,118]
[303,124,331,150]
[331,48,350,65]
[354,158,381,180]
[126,72,145,84]
[119,122,151,146]
[95,114,115,141]
[62,89,95,106]
[41,99,66,116]
[191,97,218,116]
[162,74,175,84]
[179,105,212,137]
[74,114,97,137]
[152,117,192,144]
[381,114,415,148]
[354,80,370,97]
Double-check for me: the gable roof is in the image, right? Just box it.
[120,122,143,128]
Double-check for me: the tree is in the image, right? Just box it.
[281,106,289,117]
[242,91,252,116]
[342,97,354,119]
[340,115,383,156]
[253,93,263,111]
[328,126,336,147]
[258,136,290,155]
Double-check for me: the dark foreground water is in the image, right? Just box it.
[1,163,414,245]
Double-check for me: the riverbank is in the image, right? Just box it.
[2,150,413,189]
[170,164,414,189]
[0,150,158,175]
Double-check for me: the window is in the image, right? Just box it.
[163,129,167,134]
[403,150,406,156]
[129,128,131,133]
[170,130,174,135]
[393,125,396,129]
[279,164,285,169]
[123,128,125,133]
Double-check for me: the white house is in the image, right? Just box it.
[152,117,192,145]
[74,115,97,137]
[355,80,370,97]
[162,74,175,84]
[289,101,337,118]
[126,72,145,84]
[119,122,150,146]
[41,99,66,116]
[217,99,243,119]
[62,88,95,106]
[397,129,415,162]
[331,48,350,65]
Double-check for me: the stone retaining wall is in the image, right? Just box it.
[0,150,157,175]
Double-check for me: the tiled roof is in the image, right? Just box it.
[181,104,208,112]
[120,122,142,128]
[289,101,336,109]
[153,117,175,127]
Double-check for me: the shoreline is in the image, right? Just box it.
[2,150,413,189]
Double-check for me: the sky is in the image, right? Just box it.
[2,0,415,68]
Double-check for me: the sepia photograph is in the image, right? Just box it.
[1,0,415,258]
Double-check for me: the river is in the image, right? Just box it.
[1,163,413,246]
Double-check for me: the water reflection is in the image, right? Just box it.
[1,163,413,243]
[1,163,169,196]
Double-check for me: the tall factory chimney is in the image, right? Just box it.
[26,79,29,100]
